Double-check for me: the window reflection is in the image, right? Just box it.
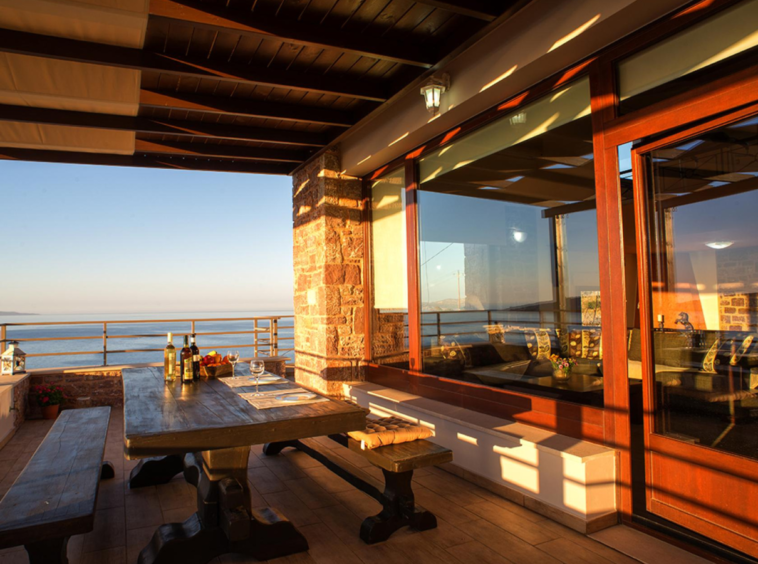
[645,114,758,460]
[417,80,603,406]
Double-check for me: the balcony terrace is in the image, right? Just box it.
[0,408,693,564]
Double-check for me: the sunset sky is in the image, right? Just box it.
[1,161,294,314]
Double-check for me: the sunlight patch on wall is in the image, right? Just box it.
[548,14,601,53]
[480,65,518,93]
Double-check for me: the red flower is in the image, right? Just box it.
[41,397,49,404]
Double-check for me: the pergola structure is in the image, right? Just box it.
[0,0,529,176]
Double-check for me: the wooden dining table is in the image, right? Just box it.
[122,366,366,564]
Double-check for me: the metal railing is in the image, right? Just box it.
[0,315,294,369]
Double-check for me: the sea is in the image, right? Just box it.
[0,311,294,370]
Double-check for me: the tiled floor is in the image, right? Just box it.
[0,410,646,564]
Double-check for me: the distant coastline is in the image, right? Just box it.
[0,311,37,316]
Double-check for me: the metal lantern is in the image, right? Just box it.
[1,341,26,376]
[420,73,450,115]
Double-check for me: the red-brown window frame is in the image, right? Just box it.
[360,0,752,453]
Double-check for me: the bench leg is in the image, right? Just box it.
[360,469,437,544]
[262,441,298,456]
[101,461,116,480]
[129,454,184,488]
[138,448,308,564]
[25,537,69,564]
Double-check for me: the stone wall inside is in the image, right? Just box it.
[292,148,366,395]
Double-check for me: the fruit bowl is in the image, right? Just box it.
[200,364,233,379]
[199,351,233,379]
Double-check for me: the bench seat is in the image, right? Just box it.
[264,431,452,543]
[0,406,112,563]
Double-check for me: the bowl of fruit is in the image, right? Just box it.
[199,351,233,379]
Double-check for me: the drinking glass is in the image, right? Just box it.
[250,359,265,397]
[227,351,240,377]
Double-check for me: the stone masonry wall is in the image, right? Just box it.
[12,377,29,428]
[718,293,758,332]
[27,370,123,417]
[292,148,366,395]
[716,246,758,331]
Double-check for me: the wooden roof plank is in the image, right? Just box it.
[134,138,310,163]
[410,0,500,21]
[139,89,356,127]
[0,29,388,102]
[0,147,296,175]
[0,103,330,146]
[150,0,436,68]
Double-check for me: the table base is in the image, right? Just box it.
[131,451,308,564]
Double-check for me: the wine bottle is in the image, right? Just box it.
[190,334,201,381]
[180,335,193,384]
[164,333,176,382]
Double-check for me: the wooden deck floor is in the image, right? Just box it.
[0,409,642,564]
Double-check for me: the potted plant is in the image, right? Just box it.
[550,354,578,381]
[31,384,67,420]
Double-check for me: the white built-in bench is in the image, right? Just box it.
[343,382,617,534]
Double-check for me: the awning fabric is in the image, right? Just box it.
[0,0,147,155]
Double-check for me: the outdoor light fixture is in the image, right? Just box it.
[420,73,450,115]
[706,241,734,249]
[512,229,527,243]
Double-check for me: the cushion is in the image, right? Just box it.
[524,329,559,360]
[348,416,433,450]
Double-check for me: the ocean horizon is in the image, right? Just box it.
[0,310,295,370]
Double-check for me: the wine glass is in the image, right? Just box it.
[250,359,265,397]
[227,351,240,377]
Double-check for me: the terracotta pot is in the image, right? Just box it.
[42,404,60,420]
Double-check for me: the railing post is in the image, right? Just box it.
[254,319,259,358]
[103,322,108,366]
[272,318,278,355]
[0,325,6,351]
[436,313,441,343]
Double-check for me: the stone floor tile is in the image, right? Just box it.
[81,506,126,553]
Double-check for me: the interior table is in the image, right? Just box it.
[122,367,366,564]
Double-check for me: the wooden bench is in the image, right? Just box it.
[0,406,114,564]
[263,431,452,544]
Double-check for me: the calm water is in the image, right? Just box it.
[0,311,294,370]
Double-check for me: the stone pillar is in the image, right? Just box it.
[292,148,365,396]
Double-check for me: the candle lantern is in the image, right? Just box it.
[1,341,26,376]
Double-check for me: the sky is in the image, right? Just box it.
[0,161,294,314]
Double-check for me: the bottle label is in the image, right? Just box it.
[183,359,193,381]
[193,354,201,362]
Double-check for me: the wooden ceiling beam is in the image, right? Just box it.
[139,89,355,128]
[0,147,295,175]
[0,103,329,147]
[134,139,310,163]
[0,29,388,102]
[411,0,501,22]
[149,0,435,68]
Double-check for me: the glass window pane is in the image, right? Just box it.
[417,83,603,406]
[370,167,409,367]
[617,0,758,113]
[645,114,758,460]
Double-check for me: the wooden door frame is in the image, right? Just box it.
[627,104,758,557]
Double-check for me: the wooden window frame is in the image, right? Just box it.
[360,0,754,452]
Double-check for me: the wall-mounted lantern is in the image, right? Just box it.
[420,74,450,115]
[1,341,26,376]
